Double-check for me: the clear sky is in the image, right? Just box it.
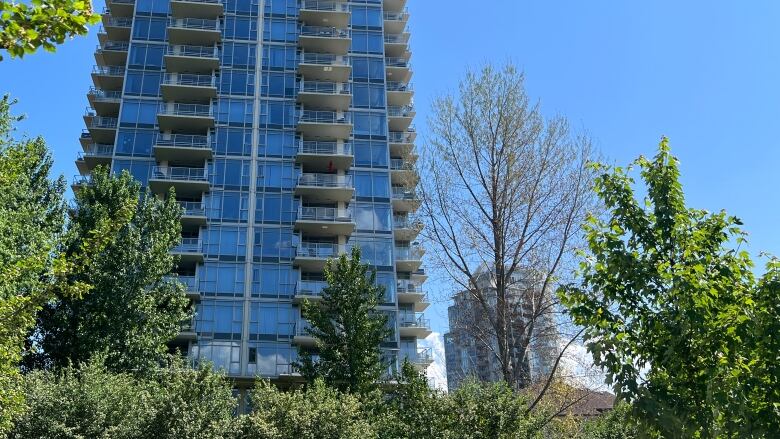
[2,1,780,378]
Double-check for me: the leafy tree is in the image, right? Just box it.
[579,403,642,439]
[9,356,237,439]
[559,138,780,437]
[295,246,391,394]
[0,0,99,59]
[30,167,190,372]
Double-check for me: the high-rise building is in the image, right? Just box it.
[75,0,431,385]
[443,269,559,391]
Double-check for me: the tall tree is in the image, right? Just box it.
[559,138,780,436]
[0,0,99,59]
[295,247,391,394]
[31,167,191,372]
[419,63,595,389]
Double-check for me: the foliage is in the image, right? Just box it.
[29,167,190,373]
[0,0,99,59]
[579,403,642,439]
[9,356,237,439]
[559,138,780,437]
[295,246,391,394]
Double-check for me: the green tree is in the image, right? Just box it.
[579,403,642,439]
[0,0,99,59]
[9,356,237,439]
[295,247,391,394]
[559,138,779,437]
[30,167,191,372]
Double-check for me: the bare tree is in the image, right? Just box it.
[419,63,596,391]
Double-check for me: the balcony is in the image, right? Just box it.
[161,73,217,102]
[297,110,352,139]
[383,0,407,13]
[293,320,317,347]
[167,274,201,301]
[296,140,353,171]
[399,312,432,338]
[157,103,214,131]
[390,158,416,184]
[164,45,219,72]
[91,65,125,90]
[179,200,207,227]
[95,41,128,66]
[101,16,132,40]
[299,0,350,27]
[86,87,121,115]
[168,18,221,45]
[72,174,91,192]
[76,143,114,174]
[393,215,422,241]
[385,57,412,82]
[83,114,118,143]
[407,347,433,370]
[388,105,415,131]
[149,166,209,197]
[295,206,355,236]
[384,33,410,57]
[299,26,350,54]
[105,0,134,16]
[293,280,328,303]
[170,0,224,18]
[153,133,213,163]
[297,80,351,111]
[298,52,351,81]
[295,173,354,202]
[171,237,204,263]
[397,280,429,311]
[395,244,424,272]
[383,10,409,34]
[386,81,413,106]
[294,242,342,271]
[175,317,198,342]
[391,186,421,212]
[388,130,416,156]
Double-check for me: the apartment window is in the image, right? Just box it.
[353,202,392,232]
[352,56,385,82]
[191,341,241,374]
[257,160,296,190]
[353,112,387,138]
[210,159,252,189]
[215,99,253,127]
[115,129,154,157]
[223,16,258,41]
[258,129,296,158]
[353,83,386,109]
[253,227,295,261]
[353,170,390,199]
[132,17,167,41]
[219,69,255,96]
[263,18,297,42]
[258,100,296,128]
[351,6,382,29]
[221,42,257,68]
[119,100,157,128]
[262,45,297,71]
[125,70,162,96]
[199,262,246,297]
[135,0,168,15]
[249,302,295,340]
[255,192,297,224]
[213,128,252,156]
[354,140,388,167]
[375,272,396,304]
[264,0,297,17]
[247,342,296,376]
[224,0,257,16]
[128,44,164,70]
[261,72,296,98]
[351,31,383,54]
[202,225,248,261]
[195,300,243,340]
[252,263,296,298]
[205,190,250,223]
[112,160,152,186]
[348,236,393,267]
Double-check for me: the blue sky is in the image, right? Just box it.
[2,0,780,341]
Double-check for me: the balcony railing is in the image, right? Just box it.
[399,312,430,329]
[297,242,339,259]
[390,158,414,171]
[179,201,205,216]
[80,144,114,158]
[391,187,418,200]
[158,103,213,117]
[385,57,411,68]
[86,117,118,129]
[104,16,133,27]
[298,173,353,188]
[388,105,415,117]
[173,238,202,253]
[166,274,198,291]
[168,18,219,31]
[152,166,208,181]
[154,133,211,149]
[383,11,409,21]
[299,206,352,222]
[298,110,350,124]
[296,280,328,297]
[397,280,423,294]
[300,52,349,66]
[299,140,352,156]
[384,33,410,44]
[163,73,216,87]
[97,41,129,52]
[386,81,413,92]
[396,245,424,260]
[393,216,422,230]
[411,347,433,363]
[300,25,349,39]
[87,87,122,101]
[172,0,221,4]
[389,131,414,143]
[300,0,349,12]
[92,65,125,77]
[73,175,92,186]
[166,45,218,58]
[299,80,351,94]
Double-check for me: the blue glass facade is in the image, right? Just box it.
[77,0,431,380]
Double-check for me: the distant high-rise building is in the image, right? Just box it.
[75,0,431,387]
[443,269,559,390]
